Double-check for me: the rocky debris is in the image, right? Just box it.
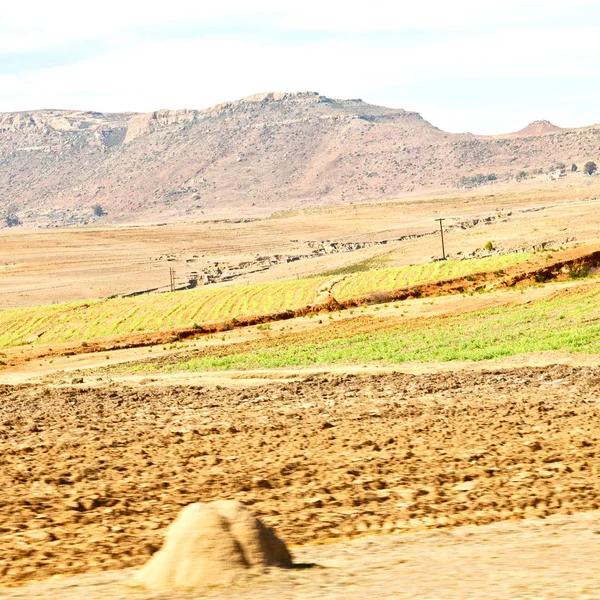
[136,500,291,590]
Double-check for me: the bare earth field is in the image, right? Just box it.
[2,365,600,594]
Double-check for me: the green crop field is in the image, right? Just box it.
[0,251,554,351]
[168,283,600,371]
[0,276,329,349]
[331,252,533,300]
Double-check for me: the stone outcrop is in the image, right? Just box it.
[123,109,199,143]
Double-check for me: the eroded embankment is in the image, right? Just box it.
[332,248,600,308]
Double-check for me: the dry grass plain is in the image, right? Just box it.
[2,176,600,309]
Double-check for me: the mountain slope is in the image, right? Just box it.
[1,92,599,227]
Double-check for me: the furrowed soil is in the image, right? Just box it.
[2,365,600,588]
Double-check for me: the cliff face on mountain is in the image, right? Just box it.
[1,92,598,227]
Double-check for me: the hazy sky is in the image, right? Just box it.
[1,0,599,133]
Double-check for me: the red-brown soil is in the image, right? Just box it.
[2,365,600,586]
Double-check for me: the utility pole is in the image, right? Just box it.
[435,218,446,260]
[169,267,176,292]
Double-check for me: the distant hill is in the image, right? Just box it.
[1,91,599,227]
[506,120,563,137]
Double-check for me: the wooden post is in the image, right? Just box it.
[435,218,446,260]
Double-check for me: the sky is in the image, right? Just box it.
[1,0,599,134]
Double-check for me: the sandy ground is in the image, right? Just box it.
[3,511,600,599]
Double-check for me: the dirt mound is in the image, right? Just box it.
[136,500,291,589]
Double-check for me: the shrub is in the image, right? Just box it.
[92,204,106,217]
[584,161,597,176]
[484,241,494,251]
[569,264,591,279]
[3,204,21,227]
[571,163,578,172]
[458,173,498,188]
[4,215,21,227]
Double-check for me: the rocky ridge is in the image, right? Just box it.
[1,92,599,227]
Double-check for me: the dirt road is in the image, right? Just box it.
[3,511,600,599]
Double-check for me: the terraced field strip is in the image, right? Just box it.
[331,252,534,300]
[0,250,587,352]
[167,282,600,371]
[0,276,329,349]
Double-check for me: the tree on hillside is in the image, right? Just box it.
[3,204,21,227]
[584,161,597,175]
[92,203,106,217]
[571,163,578,172]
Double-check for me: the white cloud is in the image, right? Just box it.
[1,0,597,50]
[1,0,599,132]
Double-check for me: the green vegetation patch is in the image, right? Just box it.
[0,251,544,351]
[319,253,393,276]
[172,284,600,371]
[332,252,532,300]
[0,277,329,349]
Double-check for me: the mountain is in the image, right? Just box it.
[1,92,599,227]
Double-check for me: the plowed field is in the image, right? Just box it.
[2,365,600,586]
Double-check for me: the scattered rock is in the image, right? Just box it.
[64,500,83,511]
